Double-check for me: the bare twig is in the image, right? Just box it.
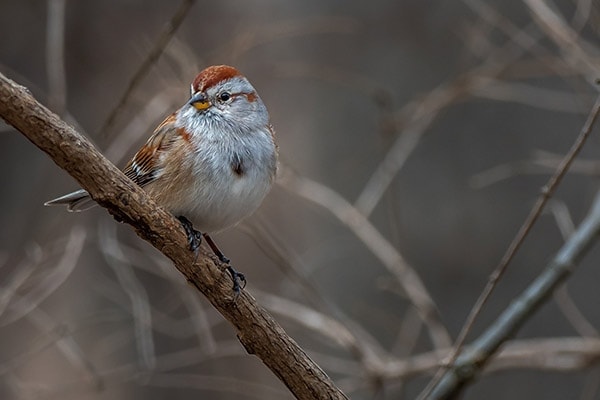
[353,17,546,216]
[548,202,598,338]
[99,222,156,370]
[245,216,401,368]
[0,227,85,326]
[278,165,451,349]
[0,72,348,400]
[554,285,599,338]
[470,151,600,188]
[104,91,177,164]
[426,187,600,398]
[212,16,359,64]
[98,0,196,142]
[136,373,291,399]
[572,0,594,32]
[46,0,67,115]
[419,94,600,399]
[254,290,362,351]
[395,336,600,381]
[1,304,102,391]
[523,0,600,84]
[421,98,600,398]
[469,77,590,113]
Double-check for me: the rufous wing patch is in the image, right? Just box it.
[123,113,179,187]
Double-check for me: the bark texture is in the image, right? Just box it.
[0,72,348,400]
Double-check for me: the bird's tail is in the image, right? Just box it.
[44,189,98,212]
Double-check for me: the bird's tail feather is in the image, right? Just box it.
[44,189,98,212]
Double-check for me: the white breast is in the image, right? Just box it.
[173,128,276,233]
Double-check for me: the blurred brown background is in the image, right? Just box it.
[1,0,600,399]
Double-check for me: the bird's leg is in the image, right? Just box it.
[202,233,246,294]
[177,216,202,252]
[177,216,246,294]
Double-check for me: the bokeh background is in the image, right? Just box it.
[1,1,600,399]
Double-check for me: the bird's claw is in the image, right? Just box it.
[227,265,246,295]
[178,216,202,251]
[178,216,246,295]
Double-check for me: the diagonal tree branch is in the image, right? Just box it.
[426,188,600,399]
[419,91,600,399]
[0,71,348,400]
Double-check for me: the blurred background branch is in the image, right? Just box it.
[430,184,600,398]
[1,1,600,399]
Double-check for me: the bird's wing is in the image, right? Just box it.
[45,113,183,211]
[123,113,180,188]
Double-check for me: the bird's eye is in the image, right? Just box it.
[218,92,231,102]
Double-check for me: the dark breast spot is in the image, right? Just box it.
[231,154,245,177]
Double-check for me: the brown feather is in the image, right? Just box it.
[123,113,180,187]
[192,65,241,93]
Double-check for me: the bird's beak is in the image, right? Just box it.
[189,92,211,110]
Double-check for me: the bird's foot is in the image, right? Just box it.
[177,216,202,252]
[226,265,246,295]
[203,233,246,295]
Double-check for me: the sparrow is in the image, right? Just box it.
[45,65,278,293]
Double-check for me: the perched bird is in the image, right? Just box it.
[46,65,278,293]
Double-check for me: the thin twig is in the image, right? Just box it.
[523,0,600,84]
[46,0,67,115]
[211,16,359,64]
[469,152,600,188]
[99,222,156,370]
[354,21,543,216]
[548,201,598,338]
[382,337,600,380]
[2,302,103,390]
[420,95,600,399]
[554,285,599,338]
[0,227,86,326]
[98,0,196,142]
[470,77,590,113]
[245,218,394,368]
[426,187,600,398]
[278,165,452,350]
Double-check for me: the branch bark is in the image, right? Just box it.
[0,71,348,400]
